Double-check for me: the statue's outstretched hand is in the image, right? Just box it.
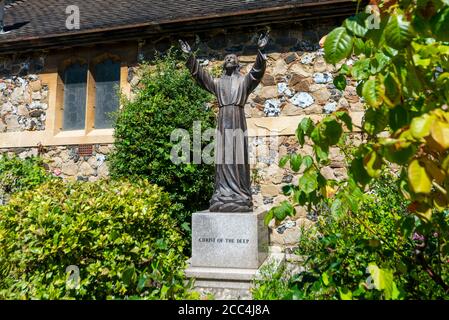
[258,31,270,49]
[179,39,192,54]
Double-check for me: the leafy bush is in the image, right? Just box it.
[0,179,191,299]
[109,51,216,229]
[266,175,449,299]
[252,261,290,300]
[0,155,51,204]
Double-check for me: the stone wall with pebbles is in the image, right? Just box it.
[0,144,112,182]
[0,55,48,132]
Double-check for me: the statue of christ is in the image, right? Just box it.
[179,33,269,212]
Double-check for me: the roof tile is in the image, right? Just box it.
[1,0,351,43]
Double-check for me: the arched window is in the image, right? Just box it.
[62,62,88,130]
[94,59,121,129]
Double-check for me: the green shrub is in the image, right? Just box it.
[276,175,449,300]
[109,51,216,229]
[0,179,191,300]
[0,155,51,204]
[252,262,290,300]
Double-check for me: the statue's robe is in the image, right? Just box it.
[187,50,267,212]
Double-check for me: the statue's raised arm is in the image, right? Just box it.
[257,31,270,50]
[180,39,216,95]
[245,31,269,92]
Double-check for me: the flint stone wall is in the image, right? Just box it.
[0,144,112,182]
[0,55,48,132]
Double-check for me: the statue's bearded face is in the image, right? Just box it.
[223,54,239,70]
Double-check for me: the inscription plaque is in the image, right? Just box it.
[191,210,268,269]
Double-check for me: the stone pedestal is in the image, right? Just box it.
[185,210,280,299]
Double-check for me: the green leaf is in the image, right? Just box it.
[344,14,368,37]
[321,272,330,286]
[363,107,388,135]
[279,155,290,168]
[264,210,274,226]
[299,171,319,194]
[385,15,414,49]
[122,265,136,286]
[389,105,410,131]
[339,64,350,75]
[324,27,354,64]
[442,154,449,172]
[363,151,382,178]
[356,80,364,97]
[391,282,401,300]
[181,222,191,233]
[383,73,401,107]
[339,287,353,300]
[353,38,366,55]
[296,128,305,146]
[399,178,412,200]
[293,190,307,206]
[383,144,416,165]
[282,184,294,196]
[155,239,167,250]
[333,74,347,91]
[410,114,434,139]
[414,202,432,222]
[272,201,295,221]
[400,216,416,240]
[366,263,396,300]
[330,198,344,217]
[408,159,432,194]
[300,117,315,136]
[371,52,391,74]
[314,145,329,163]
[335,111,353,131]
[413,53,431,68]
[137,274,149,291]
[437,73,449,102]
[301,156,313,170]
[431,7,449,42]
[362,77,385,108]
[351,59,371,80]
[296,117,314,147]
[322,117,343,145]
[430,120,449,149]
[290,154,302,172]
[350,157,372,186]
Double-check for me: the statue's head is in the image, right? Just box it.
[223,54,240,73]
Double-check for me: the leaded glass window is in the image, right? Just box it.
[94,59,121,129]
[62,63,88,131]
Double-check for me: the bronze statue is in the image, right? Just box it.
[179,33,269,212]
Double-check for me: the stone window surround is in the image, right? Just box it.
[0,46,132,149]
[58,53,122,133]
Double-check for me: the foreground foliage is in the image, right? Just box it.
[0,179,191,299]
[266,0,449,298]
[0,155,51,204]
[256,176,449,299]
[292,176,448,299]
